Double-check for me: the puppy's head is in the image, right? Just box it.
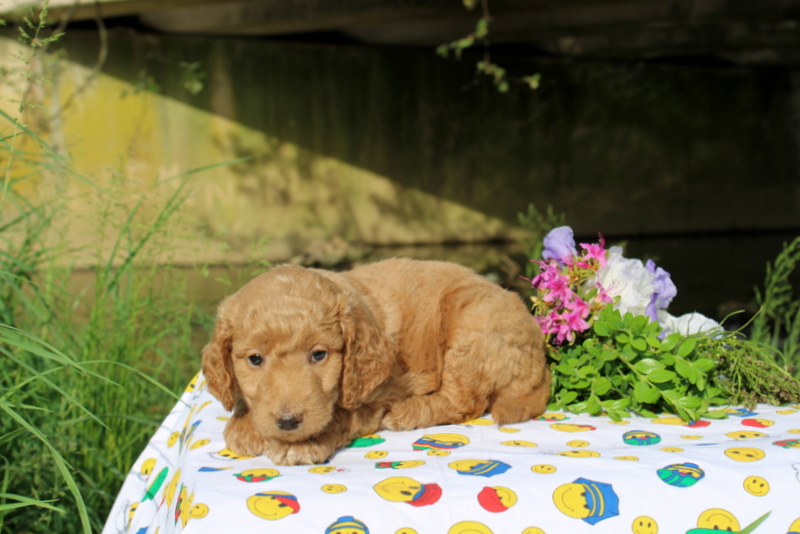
[202,265,393,443]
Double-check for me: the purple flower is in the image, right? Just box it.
[645,259,677,325]
[542,226,578,263]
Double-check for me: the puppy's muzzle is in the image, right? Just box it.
[276,413,304,431]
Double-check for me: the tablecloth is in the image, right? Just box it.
[102,372,800,534]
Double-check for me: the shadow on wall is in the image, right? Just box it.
[56,30,799,238]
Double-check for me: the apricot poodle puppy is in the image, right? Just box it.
[202,258,550,465]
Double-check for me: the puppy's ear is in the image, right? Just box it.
[202,302,237,412]
[338,288,395,410]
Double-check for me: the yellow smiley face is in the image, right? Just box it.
[777,409,797,414]
[373,476,425,503]
[566,440,590,448]
[321,484,347,494]
[521,529,545,534]
[447,520,493,534]
[651,416,688,425]
[680,435,703,440]
[746,418,775,427]
[531,464,557,474]
[553,483,591,519]
[365,450,388,459]
[167,432,180,448]
[494,486,517,508]
[660,447,684,453]
[498,427,520,433]
[164,470,181,507]
[501,440,538,447]
[550,423,595,432]
[189,439,210,450]
[557,450,600,458]
[462,418,493,425]
[614,456,639,461]
[140,458,157,476]
[696,509,740,531]
[184,373,199,393]
[608,419,630,425]
[427,450,451,457]
[789,428,800,434]
[216,448,254,460]
[789,518,800,532]
[308,466,337,474]
[632,515,658,534]
[724,447,766,462]
[246,491,299,520]
[395,529,419,534]
[743,475,770,496]
[725,430,766,439]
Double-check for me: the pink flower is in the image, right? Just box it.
[565,297,591,319]
[579,242,607,269]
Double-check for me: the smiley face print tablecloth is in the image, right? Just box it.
[102,372,800,534]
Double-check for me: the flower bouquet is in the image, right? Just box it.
[526,226,800,422]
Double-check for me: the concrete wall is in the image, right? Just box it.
[1,30,798,267]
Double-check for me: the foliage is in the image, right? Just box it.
[436,0,540,93]
[547,305,729,422]
[0,5,226,532]
[750,235,800,371]
[547,305,800,422]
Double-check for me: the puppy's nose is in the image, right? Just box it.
[275,413,303,431]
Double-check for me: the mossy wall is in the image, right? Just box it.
[2,31,797,266]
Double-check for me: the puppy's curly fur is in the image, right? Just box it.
[203,258,550,465]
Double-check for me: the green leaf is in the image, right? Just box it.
[619,346,638,361]
[593,321,610,336]
[694,358,716,372]
[586,394,602,414]
[601,349,619,361]
[630,315,648,335]
[677,337,697,358]
[661,334,681,352]
[677,396,701,409]
[616,333,630,344]
[582,338,601,356]
[556,363,575,375]
[591,377,612,396]
[634,358,666,375]
[739,511,771,534]
[559,390,578,405]
[646,336,662,349]
[704,409,728,419]
[674,357,692,378]
[569,401,588,413]
[602,398,630,410]
[634,381,660,404]
[631,337,648,352]
[648,369,677,383]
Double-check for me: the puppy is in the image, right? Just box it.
[202,258,550,465]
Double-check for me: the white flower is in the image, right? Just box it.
[593,246,655,317]
[657,311,723,338]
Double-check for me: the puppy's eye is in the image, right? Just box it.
[310,350,327,363]
[247,354,264,366]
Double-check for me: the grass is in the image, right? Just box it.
[0,75,222,533]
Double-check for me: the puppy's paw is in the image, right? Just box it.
[266,440,336,466]
[381,409,417,432]
[224,415,268,456]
